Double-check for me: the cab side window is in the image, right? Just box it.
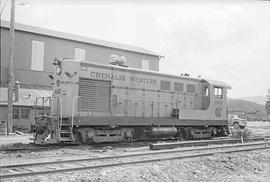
[214,87,223,98]
[204,86,209,96]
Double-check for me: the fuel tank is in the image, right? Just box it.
[149,127,177,137]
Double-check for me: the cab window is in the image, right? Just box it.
[214,87,223,98]
[204,86,209,96]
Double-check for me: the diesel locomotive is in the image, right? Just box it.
[34,58,231,144]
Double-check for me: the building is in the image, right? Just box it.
[0,20,162,131]
[0,87,51,132]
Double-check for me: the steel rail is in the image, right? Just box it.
[0,136,267,152]
[1,142,269,179]
[0,141,267,169]
[149,137,266,150]
[0,141,266,169]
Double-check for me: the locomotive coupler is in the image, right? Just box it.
[34,115,58,144]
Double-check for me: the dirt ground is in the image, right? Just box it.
[0,134,32,147]
[0,121,270,182]
[247,121,270,136]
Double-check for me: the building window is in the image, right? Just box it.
[75,48,86,60]
[160,80,171,91]
[141,59,149,70]
[13,108,20,119]
[21,108,30,119]
[174,82,184,92]
[186,84,196,93]
[31,40,44,71]
[214,87,223,98]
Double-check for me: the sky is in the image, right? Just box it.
[1,0,270,98]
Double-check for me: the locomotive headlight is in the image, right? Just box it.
[56,66,61,75]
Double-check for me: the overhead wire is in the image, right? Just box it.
[0,0,9,15]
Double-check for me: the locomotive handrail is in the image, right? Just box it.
[59,95,63,128]
[53,95,63,128]
[80,98,177,107]
[75,94,201,117]
[72,96,81,127]
[34,96,52,119]
[122,99,176,104]
[77,97,179,117]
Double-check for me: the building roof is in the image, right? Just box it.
[0,87,52,107]
[1,20,161,57]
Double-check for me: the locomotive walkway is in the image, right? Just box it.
[1,139,269,179]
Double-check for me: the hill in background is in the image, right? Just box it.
[239,95,267,105]
[227,98,267,119]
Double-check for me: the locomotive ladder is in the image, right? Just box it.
[56,96,75,143]
[59,118,74,143]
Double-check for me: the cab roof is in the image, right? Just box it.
[203,79,231,89]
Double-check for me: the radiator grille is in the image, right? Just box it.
[174,82,184,92]
[186,84,196,93]
[79,78,111,112]
[160,80,171,91]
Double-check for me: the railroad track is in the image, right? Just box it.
[149,136,268,150]
[0,139,168,152]
[1,135,269,152]
[1,141,269,179]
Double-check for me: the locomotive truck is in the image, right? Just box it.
[34,58,231,144]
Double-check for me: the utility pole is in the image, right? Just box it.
[7,0,16,135]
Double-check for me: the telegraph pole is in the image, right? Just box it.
[7,0,16,135]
